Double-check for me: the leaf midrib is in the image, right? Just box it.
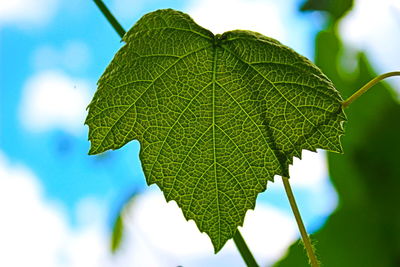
[148,43,281,201]
[211,42,221,249]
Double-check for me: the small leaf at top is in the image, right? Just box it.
[85,9,346,252]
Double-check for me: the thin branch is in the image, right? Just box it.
[282,177,319,267]
[93,0,126,38]
[233,230,259,267]
[342,71,400,108]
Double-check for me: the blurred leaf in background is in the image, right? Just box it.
[300,0,353,21]
[275,1,400,266]
[110,190,138,253]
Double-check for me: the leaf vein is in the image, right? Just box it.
[93,45,212,152]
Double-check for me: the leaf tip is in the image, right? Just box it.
[88,144,100,155]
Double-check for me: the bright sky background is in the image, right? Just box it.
[1,0,399,266]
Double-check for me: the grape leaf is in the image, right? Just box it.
[85,8,346,252]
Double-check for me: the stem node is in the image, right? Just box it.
[342,71,400,108]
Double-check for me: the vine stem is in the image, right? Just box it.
[282,177,319,267]
[342,71,400,108]
[233,230,259,267]
[93,0,126,38]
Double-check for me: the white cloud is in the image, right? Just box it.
[0,152,66,266]
[239,207,298,266]
[340,0,400,92]
[0,151,113,267]
[186,0,286,42]
[0,0,58,28]
[19,70,91,135]
[32,41,91,72]
[289,150,328,189]
[118,188,298,266]
[61,225,110,267]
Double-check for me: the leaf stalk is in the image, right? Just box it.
[282,177,319,267]
[342,71,400,108]
[233,230,259,267]
[93,0,126,38]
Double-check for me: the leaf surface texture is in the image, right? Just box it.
[86,9,345,252]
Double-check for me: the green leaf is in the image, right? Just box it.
[300,0,353,21]
[110,191,137,253]
[85,8,345,252]
[111,214,123,253]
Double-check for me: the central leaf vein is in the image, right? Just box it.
[212,45,221,248]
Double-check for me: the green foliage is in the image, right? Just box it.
[86,9,346,252]
[300,0,353,20]
[275,29,400,267]
[110,191,138,253]
[111,214,123,253]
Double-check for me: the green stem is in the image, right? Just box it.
[233,230,259,267]
[93,0,126,38]
[282,177,319,267]
[342,71,400,108]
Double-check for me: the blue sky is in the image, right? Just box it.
[1,0,399,266]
